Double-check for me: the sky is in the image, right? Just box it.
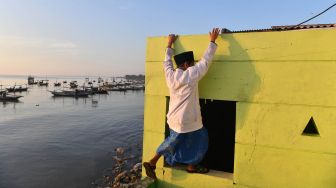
[0,0,335,77]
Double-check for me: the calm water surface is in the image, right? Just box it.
[0,76,144,188]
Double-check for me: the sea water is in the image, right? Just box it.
[0,75,144,188]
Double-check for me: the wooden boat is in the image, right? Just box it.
[96,88,108,94]
[130,84,145,90]
[54,82,61,87]
[107,86,127,91]
[69,81,78,88]
[38,80,49,86]
[0,91,22,101]
[28,76,37,85]
[50,89,89,97]
[6,85,28,92]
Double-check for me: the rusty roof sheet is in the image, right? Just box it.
[221,23,336,33]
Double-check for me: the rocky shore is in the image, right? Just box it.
[92,147,154,188]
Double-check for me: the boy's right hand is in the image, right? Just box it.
[167,34,178,48]
[209,28,221,43]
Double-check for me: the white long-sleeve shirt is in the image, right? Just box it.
[163,42,217,133]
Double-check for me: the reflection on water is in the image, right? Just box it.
[0,76,144,188]
[1,101,22,109]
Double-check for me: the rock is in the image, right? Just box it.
[114,171,127,183]
[115,147,124,155]
[94,146,143,188]
[112,156,124,164]
[132,163,142,171]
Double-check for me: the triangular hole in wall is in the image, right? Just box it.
[302,117,319,136]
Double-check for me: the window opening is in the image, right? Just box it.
[164,97,236,174]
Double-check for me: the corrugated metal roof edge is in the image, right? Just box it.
[221,23,336,34]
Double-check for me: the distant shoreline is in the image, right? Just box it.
[0,74,145,78]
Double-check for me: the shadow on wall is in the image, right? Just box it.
[200,34,261,174]
[219,34,261,97]
[216,33,261,125]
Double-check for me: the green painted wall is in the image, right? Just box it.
[143,28,336,188]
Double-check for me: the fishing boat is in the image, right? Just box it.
[130,84,145,90]
[27,76,37,85]
[96,88,108,94]
[107,86,127,91]
[82,86,108,95]
[6,84,28,92]
[0,90,22,101]
[50,89,89,97]
[54,82,61,87]
[92,87,108,94]
[69,81,78,88]
[38,80,49,86]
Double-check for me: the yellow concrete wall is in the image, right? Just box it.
[143,28,336,188]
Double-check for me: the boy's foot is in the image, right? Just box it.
[186,165,209,174]
[143,162,157,179]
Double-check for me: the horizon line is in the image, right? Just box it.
[0,73,145,78]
